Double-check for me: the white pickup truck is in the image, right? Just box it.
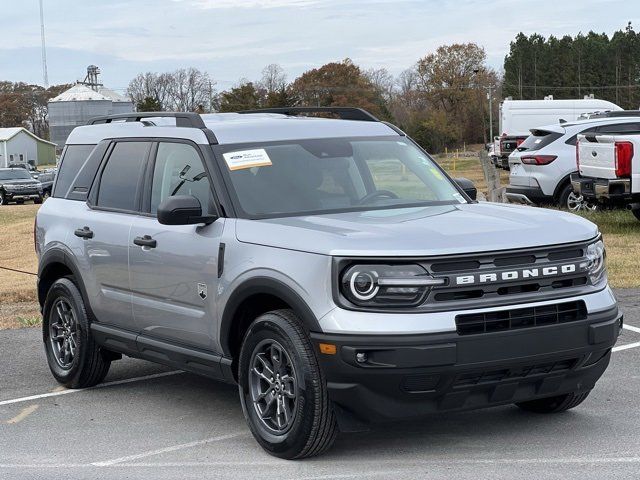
[571,132,640,220]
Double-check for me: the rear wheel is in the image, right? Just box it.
[516,390,591,413]
[238,309,337,459]
[43,277,111,388]
[559,184,597,212]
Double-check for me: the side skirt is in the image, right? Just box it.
[90,323,235,383]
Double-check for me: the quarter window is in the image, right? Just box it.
[53,144,97,198]
[96,142,149,211]
[150,142,214,215]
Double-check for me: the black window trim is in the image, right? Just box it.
[140,137,223,219]
[87,138,153,216]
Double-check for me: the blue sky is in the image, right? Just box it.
[1,0,638,93]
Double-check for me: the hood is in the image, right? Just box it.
[235,203,599,257]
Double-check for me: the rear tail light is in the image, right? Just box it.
[521,155,557,165]
[614,141,633,178]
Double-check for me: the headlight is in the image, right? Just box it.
[340,264,444,307]
[581,239,607,286]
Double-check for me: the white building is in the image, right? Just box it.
[0,128,57,167]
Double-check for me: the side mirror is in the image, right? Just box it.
[453,177,477,201]
[157,195,217,225]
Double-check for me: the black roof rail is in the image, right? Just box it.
[87,112,218,144]
[238,107,380,122]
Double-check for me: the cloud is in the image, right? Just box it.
[172,0,321,8]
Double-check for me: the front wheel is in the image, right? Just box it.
[0,191,5,206]
[34,195,43,204]
[515,390,591,413]
[43,277,111,388]
[238,309,337,459]
[632,208,640,222]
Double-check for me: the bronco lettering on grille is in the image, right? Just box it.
[455,263,579,286]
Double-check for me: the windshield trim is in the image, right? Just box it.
[211,135,471,220]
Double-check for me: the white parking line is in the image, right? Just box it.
[613,341,640,353]
[91,433,246,466]
[0,371,183,407]
[623,324,640,335]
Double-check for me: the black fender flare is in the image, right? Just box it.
[38,247,93,319]
[219,277,322,357]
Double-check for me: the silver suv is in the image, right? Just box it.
[36,108,622,459]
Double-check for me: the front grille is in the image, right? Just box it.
[455,300,587,335]
[420,241,592,309]
[452,358,578,388]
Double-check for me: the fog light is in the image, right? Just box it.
[356,352,367,363]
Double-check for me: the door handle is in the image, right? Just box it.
[74,226,93,239]
[133,235,157,248]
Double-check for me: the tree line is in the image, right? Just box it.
[129,43,499,153]
[503,22,640,109]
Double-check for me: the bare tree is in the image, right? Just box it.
[127,69,215,112]
[259,64,287,95]
[365,67,395,101]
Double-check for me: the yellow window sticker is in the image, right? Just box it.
[429,167,444,180]
[223,149,272,171]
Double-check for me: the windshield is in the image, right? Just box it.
[0,169,33,180]
[215,136,466,218]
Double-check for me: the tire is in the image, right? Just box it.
[16,199,24,205]
[42,277,111,388]
[632,208,640,222]
[558,183,597,212]
[0,191,6,206]
[515,390,591,413]
[34,195,43,204]
[238,309,338,459]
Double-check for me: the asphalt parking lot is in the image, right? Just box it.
[1,289,639,480]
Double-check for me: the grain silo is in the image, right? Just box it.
[48,66,134,150]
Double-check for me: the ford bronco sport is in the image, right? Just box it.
[36,108,622,459]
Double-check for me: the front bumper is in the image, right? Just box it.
[312,305,621,424]
[571,174,635,204]
[5,189,42,201]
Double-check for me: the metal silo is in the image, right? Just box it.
[48,66,134,150]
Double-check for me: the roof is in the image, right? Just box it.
[534,115,640,133]
[49,84,111,102]
[66,113,400,146]
[0,127,57,146]
[97,87,132,103]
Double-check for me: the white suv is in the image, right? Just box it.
[506,117,640,209]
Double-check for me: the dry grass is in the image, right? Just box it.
[435,154,507,199]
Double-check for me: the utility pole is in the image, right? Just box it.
[487,85,494,142]
[39,0,49,88]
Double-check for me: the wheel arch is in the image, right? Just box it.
[219,277,322,362]
[553,172,574,202]
[38,248,93,320]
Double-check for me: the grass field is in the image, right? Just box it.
[0,158,637,329]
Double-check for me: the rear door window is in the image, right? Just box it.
[52,145,96,197]
[596,122,640,134]
[96,142,150,212]
[517,131,562,152]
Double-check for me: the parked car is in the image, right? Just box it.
[36,109,621,459]
[496,98,622,170]
[0,167,44,205]
[571,131,640,220]
[506,116,640,210]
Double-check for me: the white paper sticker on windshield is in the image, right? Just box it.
[223,149,272,171]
